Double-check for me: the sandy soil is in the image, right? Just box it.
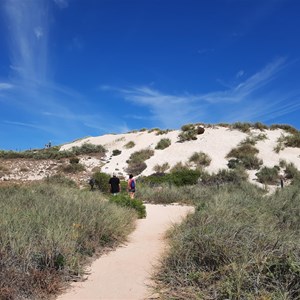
[57,204,194,300]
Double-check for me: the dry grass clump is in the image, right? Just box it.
[154,183,300,299]
[0,180,136,299]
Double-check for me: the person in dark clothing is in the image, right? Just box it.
[109,174,121,195]
[89,178,95,190]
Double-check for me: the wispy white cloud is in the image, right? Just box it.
[108,57,299,127]
[4,0,50,85]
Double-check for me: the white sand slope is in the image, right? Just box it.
[57,204,193,300]
[60,127,300,187]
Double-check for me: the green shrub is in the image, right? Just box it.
[226,144,262,170]
[170,162,189,173]
[155,129,172,135]
[112,149,122,156]
[69,157,80,164]
[178,125,198,142]
[256,166,280,184]
[253,122,268,130]
[127,149,154,164]
[140,169,201,187]
[109,194,146,218]
[155,138,171,150]
[200,167,248,185]
[284,162,300,180]
[71,143,106,155]
[227,158,241,169]
[44,174,77,187]
[231,122,252,132]
[93,172,110,192]
[61,163,85,173]
[126,162,147,176]
[270,124,298,134]
[153,162,170,173]
[124,141,135,149]
[284,132,300,148]
[189,152,211,168]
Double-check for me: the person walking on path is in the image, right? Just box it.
[109,174,121,195]
[127,174,136,199]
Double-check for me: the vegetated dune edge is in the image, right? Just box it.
[56,203,194,300]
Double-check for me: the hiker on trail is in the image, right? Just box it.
[127,174,136,199]
[89,178,95,190]
[279,174,284,188]
[109,174,121,195]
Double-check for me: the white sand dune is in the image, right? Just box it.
[61,126,300,188]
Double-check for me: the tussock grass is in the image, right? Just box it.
[0,181,136,299]
[154,182,300,299]
[155,138,171,150]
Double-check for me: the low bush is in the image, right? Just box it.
[155,129,172,135]
[126,149,154,175]
[256,166,280,184]
[45,174,77,187]
[155,138,171,150]
[284,132,300,148]
[189,151,211,168]
[270,124,298,134]
[126,162,147,176]
[200,167,248,185]
[178,123,198,142]
[141,169,201,187]
[284,162,300,181]
[69,157,80,164]
[153,162,170,173]
[109,194,146,218]
[253,122,268,130]
[124,141,135,149]
[231,122,252,132]
[226,144,263,170]
[93,172,111,192]
[60,163,85,173]
[112,149,122,156]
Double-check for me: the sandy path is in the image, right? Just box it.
[57,204,193,300]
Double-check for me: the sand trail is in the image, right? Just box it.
[57,204,193,300]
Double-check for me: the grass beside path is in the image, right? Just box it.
[152,182,300,299]
[0,181,137,300]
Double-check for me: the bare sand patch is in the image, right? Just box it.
[57,204,193,300]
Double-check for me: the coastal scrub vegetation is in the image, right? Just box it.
[155,138,171,150]
[152,182,300,299]
[0,178,136,299]
[226,144,263,170]
[188,151,211,168]
[126,148,154,176]
[0,143,106,160]
[123,141,135,149]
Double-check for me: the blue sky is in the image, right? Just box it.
[1,0,300,150]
